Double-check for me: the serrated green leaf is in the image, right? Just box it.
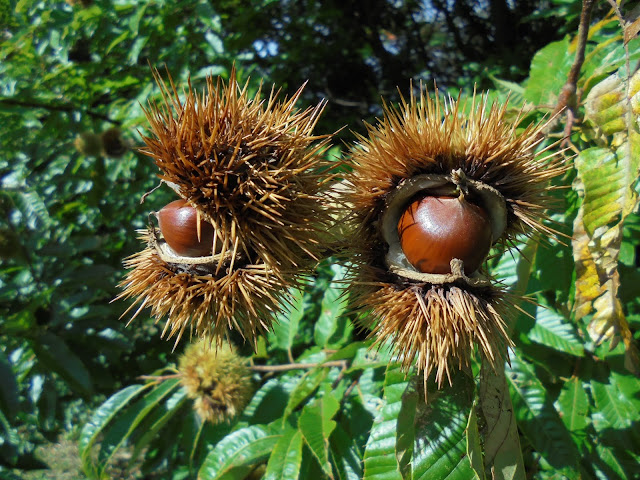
[507,355,579,470]
[242,378,290,424]
[298,392,340,478]
[411,372,476,480]
[362,365,408,480]
[264,428,303,480]
[97,379,181,474]
[283,368,328,421]
[489,75,526,107]
[199,425,281,480]
[555,377,589,433]
[395,385,416,480]
[528,306,584,356]
[582,33,640,90]
[611,370,640,412]
[466,406,485,480]
[130,386,189,461]
[31,332,93,396]
[271,287,304,352]
[330,423,363,480]
[590,379,638,430]
[15,190,50,230]
[524,37,573,106]
[593,443,629,479]
[326,341,366,363]
[79,384,149,474]
[314,264,351,347]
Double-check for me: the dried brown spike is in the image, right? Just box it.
[346,87,566,243]
[141,67,334,273]
[118,68,334,347]
[339,85,565,386]
[117,231,290,348]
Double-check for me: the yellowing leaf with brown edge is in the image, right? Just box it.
[573,67,640,375]
[572,207,603,321]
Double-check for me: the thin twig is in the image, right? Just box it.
[331,362,349,389]
[137,373,181,381]
[0,97,122,125]
[250,360,348,373]
[546,0,595,141]
[342,378,359,400]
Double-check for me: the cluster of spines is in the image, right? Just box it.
[141,69,333,273]
[346,88,565,243]
[178,340,253,424]
[117,232,289,347]
[118,69,336,346]
[340,86,565,386]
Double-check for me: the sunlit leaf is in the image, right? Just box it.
[97,379,181,474]
[466,405,485,480]
[528,306,584,356]
[298,391,340,478]
[575,145,640,236]
[555,377,589,434]
[590,378,638,430]
[130,386,189,461]
[314,264,351,348]
[363,364,406,480]
[264,427,303,480]
[411,372,476,480]
[199,425,281,480]
[270,287,305,352]
[282,368,329,422]
[330,423,363,480]
[79,383,149,475]
[524,37,573,106]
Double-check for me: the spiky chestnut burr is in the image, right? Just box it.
[178,340,253,424]
[339,87,564,387]
[101,127,128,158]
[73,132,103,157]
[117,69,333,347]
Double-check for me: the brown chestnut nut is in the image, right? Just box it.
[158,200,216,257]
[397,194,493,275]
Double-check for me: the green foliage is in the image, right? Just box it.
[1,0,640,479]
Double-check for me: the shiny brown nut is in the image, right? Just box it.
[397,195,493,275]
[158,200,215,257]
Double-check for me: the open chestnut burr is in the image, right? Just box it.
[117,68,334,347]
[338,88,564,388]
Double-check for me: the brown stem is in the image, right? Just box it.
[249,360,348,373]
[137,373,181,381]
[546,0,595,140]
[0,97,121,125]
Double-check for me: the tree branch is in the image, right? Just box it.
[249,360,348,373]
[547,0,595,140]
[0,97,122,125]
